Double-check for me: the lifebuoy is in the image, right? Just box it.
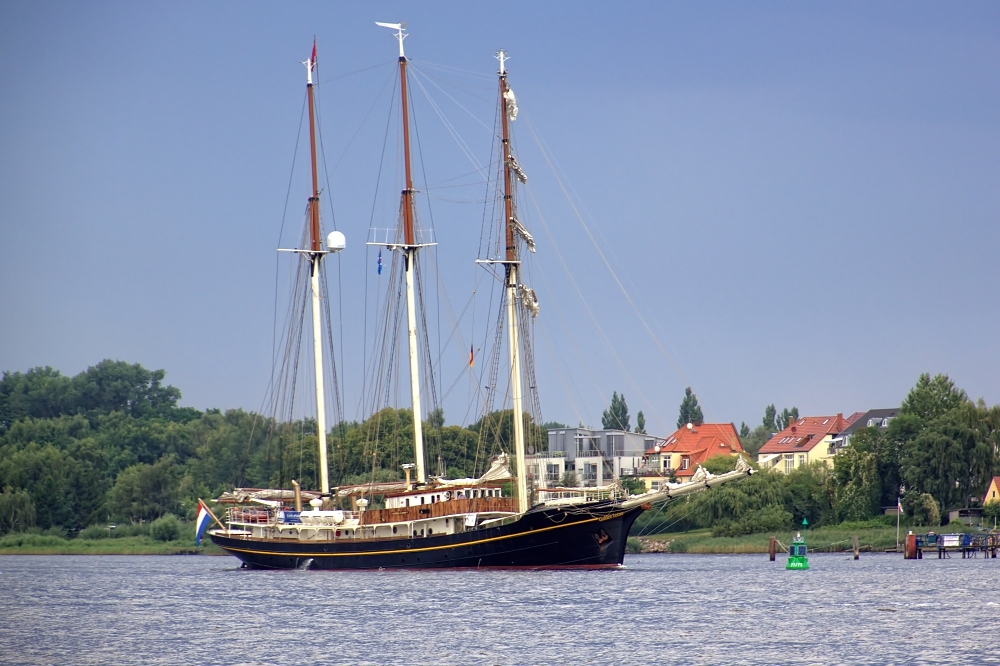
[443,491,452,501]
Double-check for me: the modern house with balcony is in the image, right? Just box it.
[526,427,661,491]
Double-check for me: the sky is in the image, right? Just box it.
[2,2,998,437]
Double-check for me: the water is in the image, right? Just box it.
[1,553,998,665]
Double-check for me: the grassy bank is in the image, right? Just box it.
[630,522,980,555]
[0,532,226,556]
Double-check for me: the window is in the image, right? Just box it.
[784,455,794,473]
[681,457,690,470]
[798,454,805,467]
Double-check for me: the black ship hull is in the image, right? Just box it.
[209,501,644,570]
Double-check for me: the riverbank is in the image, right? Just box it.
[628,524,971,555]
[0,533,225,555]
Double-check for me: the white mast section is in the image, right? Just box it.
[310,262,330,495]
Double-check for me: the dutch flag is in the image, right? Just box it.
[195,500,212,546]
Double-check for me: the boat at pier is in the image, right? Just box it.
[208,26,753,569]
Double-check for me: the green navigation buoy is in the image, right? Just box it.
[787,518,809,570]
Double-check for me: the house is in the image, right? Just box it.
[527,427,660,489]
[828,408,898,453]
[984,476,1000,505]
[644,422,745,481]
[756,414,852,473]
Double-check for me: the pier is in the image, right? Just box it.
[903,532,1000,559]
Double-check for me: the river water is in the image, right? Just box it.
[1,552,998,665]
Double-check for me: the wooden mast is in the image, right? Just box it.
[305,40,331,496]
[379,22,427,484]
[498,50,529,514]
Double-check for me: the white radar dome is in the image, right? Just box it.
[309,498,323,508]
[326,230,346,252]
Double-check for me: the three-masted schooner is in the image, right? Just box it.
[207,26,752,570]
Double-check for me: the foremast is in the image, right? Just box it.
[497,51,529,514]
[378,22,427,484]
[304,42,331,497]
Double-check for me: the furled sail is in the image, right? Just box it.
[511,216,536,252]
[434,454,514,487]
[503,87,518,121]
[518,284,539,317]
[507,155,528,184]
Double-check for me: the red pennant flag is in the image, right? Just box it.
[311,39,317,71]
[469,344,474,368]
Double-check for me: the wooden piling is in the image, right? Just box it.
[903,533,918,559]
[769,536,776,562]
[852,535,859,560]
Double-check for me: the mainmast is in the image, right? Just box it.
[298,41,345,497]
[497,50,529,514]
[377,22,427,484]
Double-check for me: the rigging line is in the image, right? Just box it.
[536,309,586,428]
[358,71,399,422]
[409,70,489,182]
[523,116,692,402]
[522,184,662,434]
[318,59,394,84]
[411,59,495,80]
[409,85,442,412]
[527,125,692,395]
[323,66,397,179]
[410,65,494,130]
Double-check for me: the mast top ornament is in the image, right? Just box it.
[301,40,316,86]
[376,21,408,58]
[495,49,509,75]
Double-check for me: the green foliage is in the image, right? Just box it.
[0,486,36,534]
[739,422,750,438]
[739,425,771,458]
[109,457,180,522]
[602,392,630,431]
[150,514,182,542]
[778,407,800,430]
[701,454,739,474]
[763,405,777,432]
[620,476,646,495]
[560,470,580,487]
[625,537,642,554]
[540,421,567,430]
[635,411,646,435]
[983,500,1000,525]
[904,492,941,526]
[79,524,110,540]
[676,387,703,429]
[711,505,793,537]
[834,445,881,521]
[901,373,968,422]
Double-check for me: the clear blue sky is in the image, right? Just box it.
[2,2,998,436]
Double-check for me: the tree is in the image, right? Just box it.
[602,392,630,431]
[0,487,36,534]
[635,411,646,435]
[901,373,968,422]
[676,387,704,429]
[763,405,777,432]
[778,407,800,430]
[833,445,881,521]
[559,470,580,487]
[739,422,750,438]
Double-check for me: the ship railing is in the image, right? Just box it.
[227,507,275,525]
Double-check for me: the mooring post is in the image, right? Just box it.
[852,535,859,560]
[769,536,776,562]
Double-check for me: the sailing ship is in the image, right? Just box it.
[207,26,753,569]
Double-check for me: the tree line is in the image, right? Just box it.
[633,374,1000,535]
[0,360,541,535]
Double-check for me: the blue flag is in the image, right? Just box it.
[377,249,382,275]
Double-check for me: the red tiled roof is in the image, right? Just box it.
[646,423,744,478]
[757,415,851,455]
[845,411,865,425]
